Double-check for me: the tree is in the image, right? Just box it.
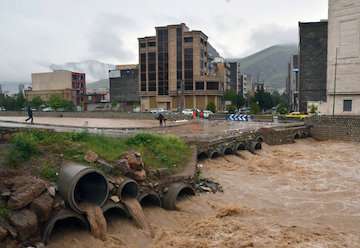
[224,90,245,108]
[309,104,318,114]
[206,102,216,113]
[250,101,261,114]
[48,95,75,111]
[255,90,273,111]
[31,96,44,109]
[276,103,288,114]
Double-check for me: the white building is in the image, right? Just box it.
[322,0,360,115]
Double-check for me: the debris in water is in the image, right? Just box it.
[80,203,107,241]
[196,178,223,193]
[122,198,154,238]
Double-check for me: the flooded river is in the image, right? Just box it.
[48,139,360,247]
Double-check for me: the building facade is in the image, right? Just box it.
[240,74,252,97]
[299,21,328,113]
[26,70,86,106]
[228,62,241,94]
[321,0,360,115]
[138,23,225,112]
[286,54,300,111]
[109,64,140,110]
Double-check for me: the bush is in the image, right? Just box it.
[206,102,216,113]
[40,162,58,182]
[250,102,261,114]
[226,105,237,114]
[8,132,39,164]
[276,103,288,115]
[0,204,9,219]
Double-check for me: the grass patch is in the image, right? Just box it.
[40,161,58,182]
[0,204,9,219]
[6,130,192,174]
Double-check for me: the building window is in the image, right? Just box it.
[207,81,219,90]
[157,29,169,95]
[184,37,193,43]
[147,41,156,47]
[196,81,204,90]
[343,100,352,112]
[140,53,147,91]
[140,43,146,48]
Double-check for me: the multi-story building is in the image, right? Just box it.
[109,64,140,109]
[228,62,241,94]
[240,74,252,97]
[299,21,328,113]
[25,70,86,107]
[138,23,225,112]
[286,54,300,111]
[321,0,360,115]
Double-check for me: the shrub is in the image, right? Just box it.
[250,102,261,114]
[0,204,9,219]
[226,105,237,114]
[9,132,39,163]
[40,162,58,182]
[206,102,216,113]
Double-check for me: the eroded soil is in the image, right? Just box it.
[48,139,360,248]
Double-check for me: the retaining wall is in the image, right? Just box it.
[306,115,360,142]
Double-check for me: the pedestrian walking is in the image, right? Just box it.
[25,105,34,124]
[158,113,165,127]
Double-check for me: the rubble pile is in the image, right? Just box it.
[0,171,58,247]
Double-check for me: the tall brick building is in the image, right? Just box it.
[299,21,328,113]
[138,23,226,112]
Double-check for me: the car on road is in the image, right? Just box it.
[182,109,194,116]
[286,112,309,120]
[150,108,166,114]
[203,110,214,119]
[0,107,6,111]
[42,107,54,112]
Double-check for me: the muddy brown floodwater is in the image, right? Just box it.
[48,139,360,248]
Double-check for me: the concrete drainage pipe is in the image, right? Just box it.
[247,141,262,154]
[102,201,129,218]
[223,147,234,155]
[42,208,89,245]
[162,183,195,210]
[137,192,162,207]
[58,163,109,213]
[237,143,246,151]
[117,178,139,199]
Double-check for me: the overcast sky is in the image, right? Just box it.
[0,0,328,82]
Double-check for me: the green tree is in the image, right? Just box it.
[226,105,237,114]
[250,101,261,114]
[276,102,288,114]
[206,102,216,113]
[31,96,44,109]
[48,95,75,111]
[224,90,245,108]
[309,104,318,114]
[255,90,273,110]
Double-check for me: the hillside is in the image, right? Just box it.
[230,44,298,91]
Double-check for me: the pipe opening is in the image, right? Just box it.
[211,152,221,159]
[139,193,161,207]
[224,148,233,155]
[103,207,128,221]
[257,137,264,143]
[294,133,300,139]
[73,172,108,207]
[197,152,208,161]
[45,217,88,244]
[255,142,262,150]
[237,143,246,151]
[119,180,138,199]
[301,132,308,138]
[177,187,195,202]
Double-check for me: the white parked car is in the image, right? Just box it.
[150,108,166,114]
[0,107,6,111]
[42,107,54,112]
[182,109,194,116]
[203,110,214,119]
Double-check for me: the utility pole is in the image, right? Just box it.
[332,47,338,116]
